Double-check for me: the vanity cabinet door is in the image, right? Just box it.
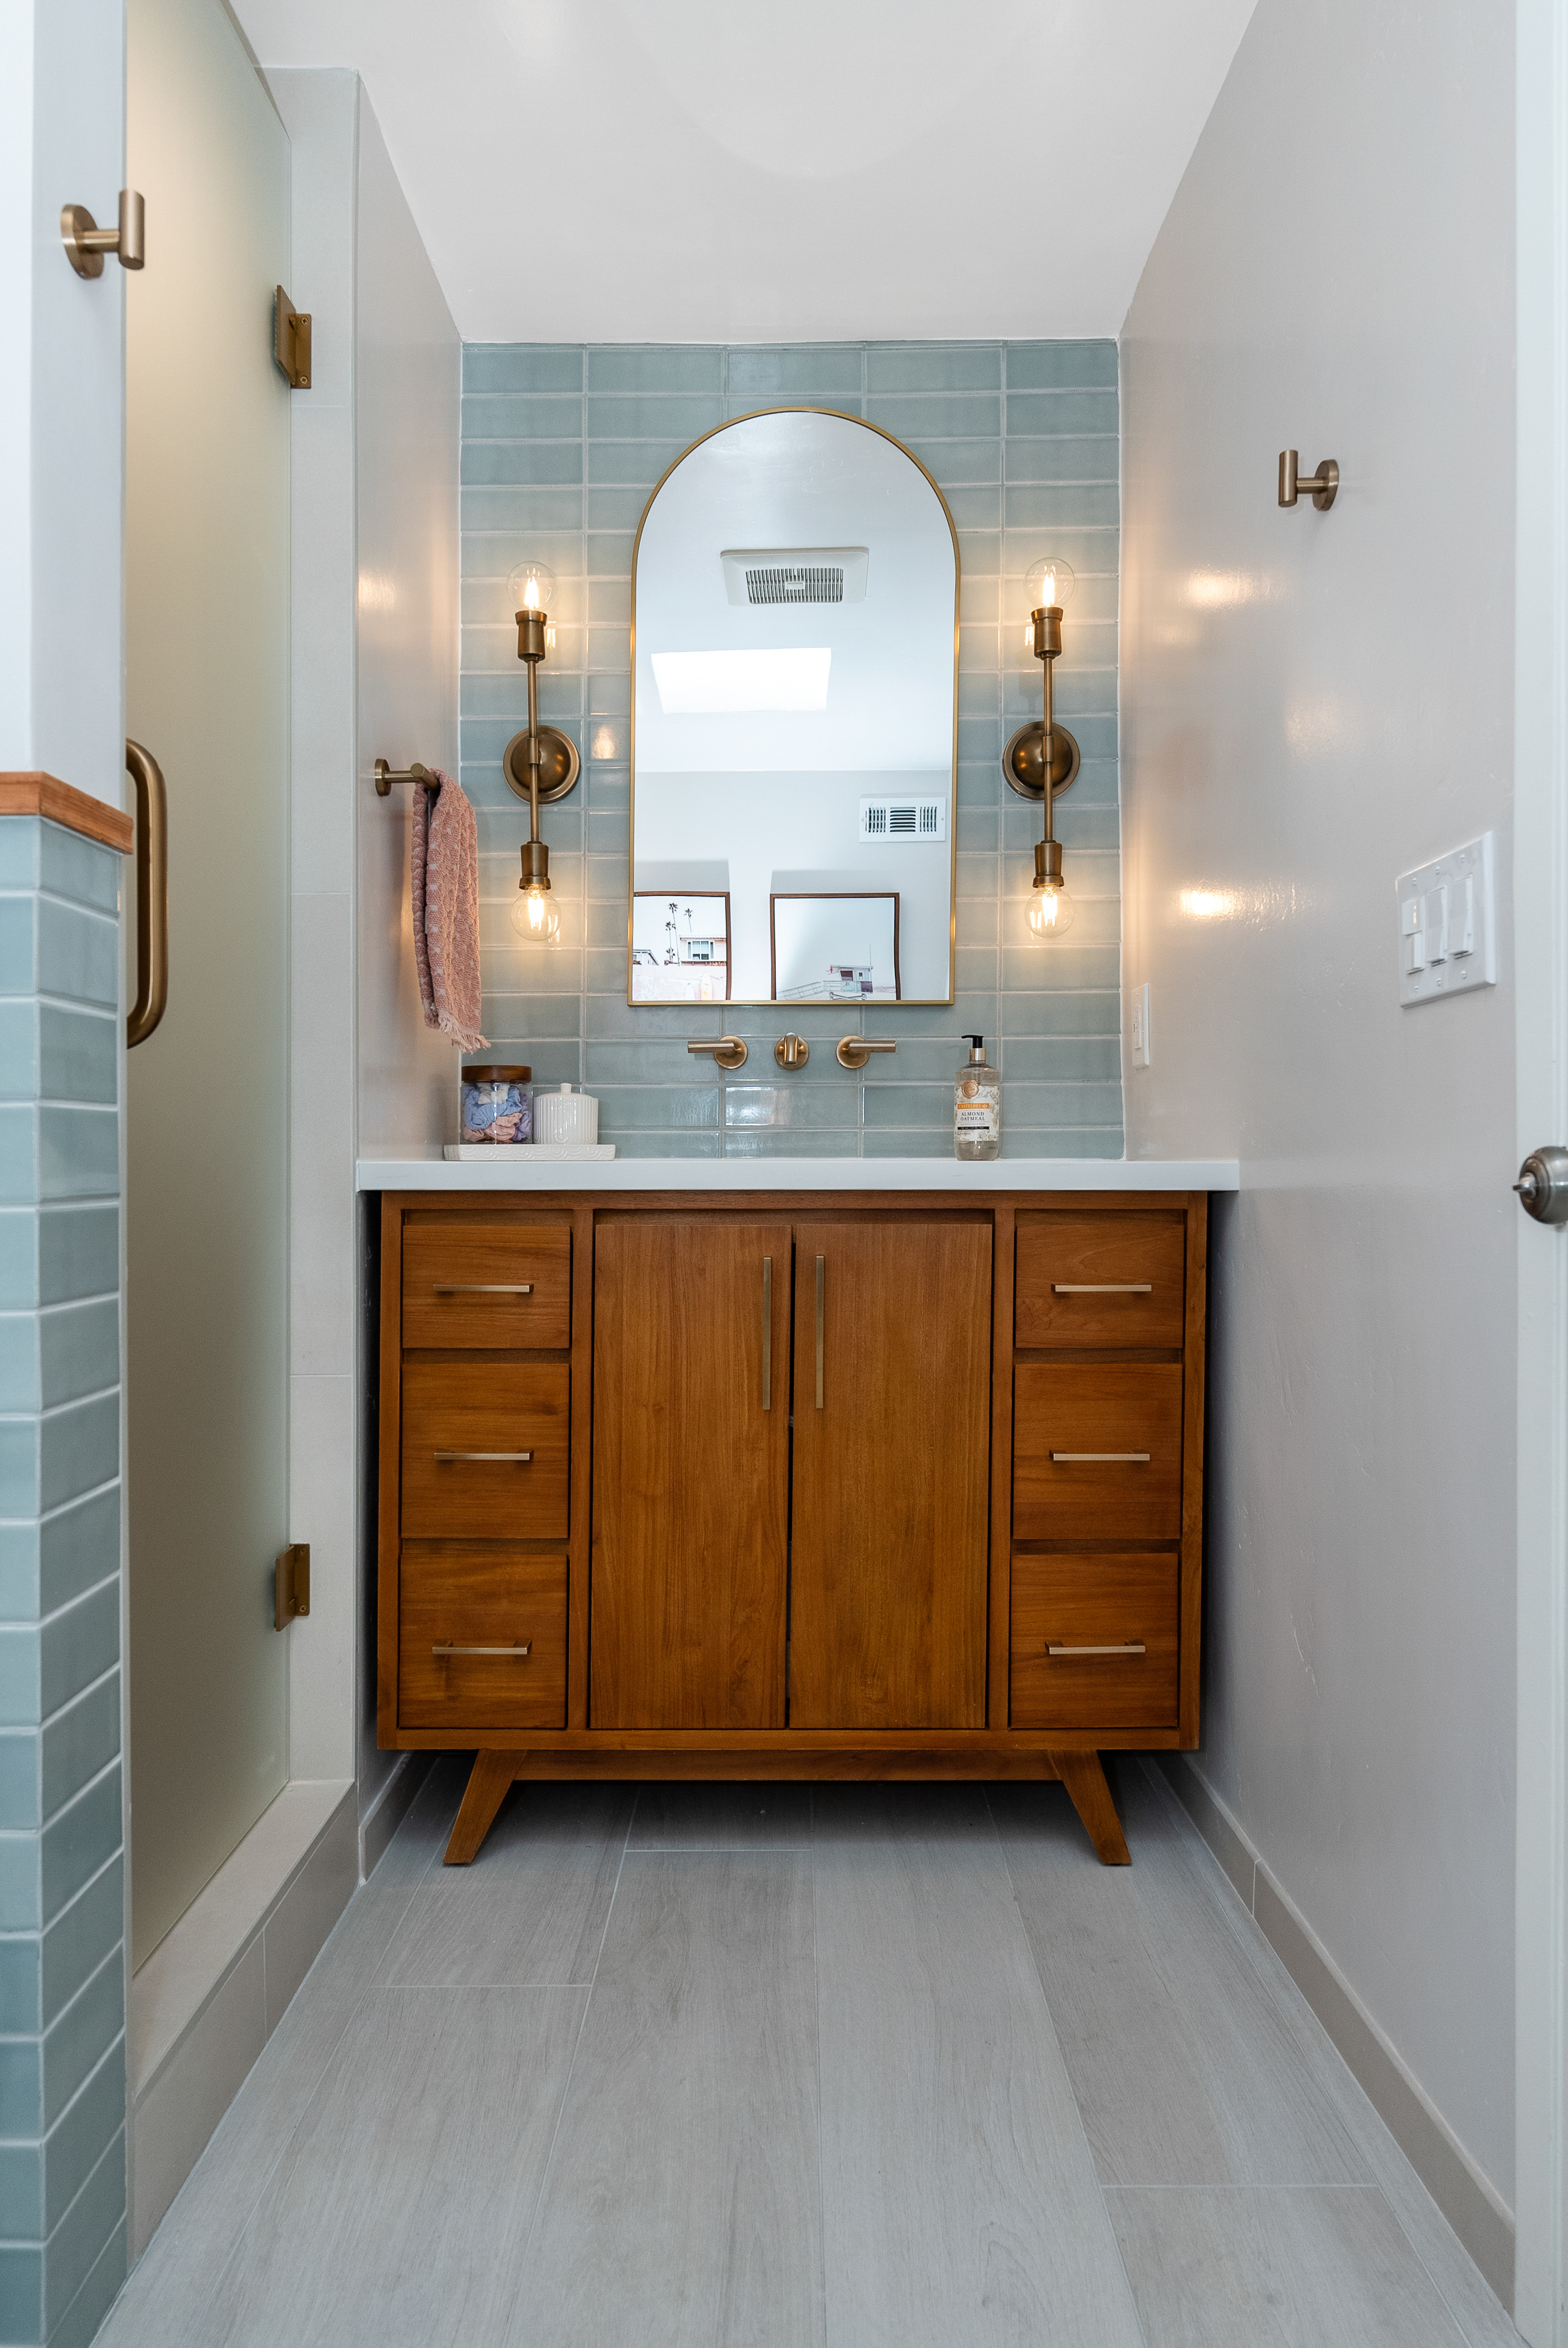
[789,1221,992,1729]
[591,1218,791,1729]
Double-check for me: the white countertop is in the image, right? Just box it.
[356,1155,1239,1193]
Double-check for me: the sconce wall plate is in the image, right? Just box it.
[61,191,145,277]
[503,728,581,804]
[274,287,312,388]
[1004,722,1081,802]
[1278,450,1338,510]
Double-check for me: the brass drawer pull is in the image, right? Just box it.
[431,1282,533,1294]
[1048,1641,1147,1657]
[433,1450,533,1463]
[432,1641,532,1658]
[762,1257,772,1412]
[1049,1451,1151,1463]
[1051,1282,1152,1294]
[815,1254,825,1409]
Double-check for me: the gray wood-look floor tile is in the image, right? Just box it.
[202,1984,587,2348]
[628,1781,813,1847]
[1106,2185,1473,2348]
[814,1785,1143,2348]
[991,1776,1370,2190]
[510,1852,823,2348]
[1131,1765,1521,2348]
[98,1759,467,2348]
[380,1780,634,1987]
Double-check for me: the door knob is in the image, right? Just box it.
[1515,1147,1568,1223]
[774,1033,809,1070]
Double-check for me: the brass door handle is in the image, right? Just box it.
[1049,1451,1150,1463]
[687,1036,748,1071]
[433,1450,533,1463]
[1047,1641,1147,1657]
[1051,1283,1152,1295]
[836,1037,896,1070]
[432,1641,532,1658]
[432,1283,533,1295]
[762,1256,772,1411]
[815,1254,824,1409]
[126,740,168,1048]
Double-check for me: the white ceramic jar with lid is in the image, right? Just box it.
[533,1083,599,1146]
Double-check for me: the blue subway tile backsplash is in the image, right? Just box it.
[458,340,1122,1157]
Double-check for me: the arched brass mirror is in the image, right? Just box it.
[628,409,958,1006]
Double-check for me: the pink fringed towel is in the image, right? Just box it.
[411,769,487,1052]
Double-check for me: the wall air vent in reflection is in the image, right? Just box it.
[860,796,946,843]
[721,547,869,606]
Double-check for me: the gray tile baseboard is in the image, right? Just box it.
[1154,1754,1514,2312]
[358,1752,434,1882]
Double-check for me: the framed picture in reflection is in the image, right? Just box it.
[770,892,901,1001]
[630,891,732,1002]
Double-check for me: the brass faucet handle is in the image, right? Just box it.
[773,1033,810,1071]
[836,1037,896,1071]
[687,1036,748,1072]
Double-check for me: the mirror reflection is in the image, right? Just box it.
[630,410,958,1005]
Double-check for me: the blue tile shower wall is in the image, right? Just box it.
[460,342,1122,1158]
[0,819,126,2346]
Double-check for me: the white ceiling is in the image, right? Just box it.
[236,0,1257,343]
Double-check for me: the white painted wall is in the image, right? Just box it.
[267,67,457,1814]
[1120,0,1517,2253]
[0,0,126,797]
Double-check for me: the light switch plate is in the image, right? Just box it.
[1130,980,1151,1069]
[1396,832,1496,1007]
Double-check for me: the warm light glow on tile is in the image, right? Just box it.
[651,647,831,714]
[1184,570,1254,610]
[1179,887,1239,921]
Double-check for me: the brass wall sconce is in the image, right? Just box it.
[1004,558,1080,940]
[501,562,581,940]
[687,1036,749,1071]
[836,1037,896,1070]
[1278,450,1338,511]
[61,191,145,276]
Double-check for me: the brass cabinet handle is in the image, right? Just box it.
[1051,1283,1152,1295]
[815,1254,825,1409]
[1049,1451,1151,1463]
[433,1450,533,1463]
[762,1257,772,1411]
[431,1283,533,1295]
[432,1641,532,1657]
[1047,1641,1147,1657]
[126,741,168,1048]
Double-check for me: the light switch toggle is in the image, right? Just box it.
[1396,834,1496,1007]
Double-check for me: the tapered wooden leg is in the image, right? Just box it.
[443,1751,521,1865]
[1050,1750,1131,1866]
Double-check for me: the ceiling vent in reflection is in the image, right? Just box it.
[860,795,946,843]
[721,547,869,606]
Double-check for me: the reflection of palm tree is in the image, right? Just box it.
[663,900,677,963]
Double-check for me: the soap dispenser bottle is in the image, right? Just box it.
[954,1034,1000,1161]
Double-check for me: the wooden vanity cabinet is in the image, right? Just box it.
[376,1189,1208,1872]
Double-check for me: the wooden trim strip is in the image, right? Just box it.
[0,772,134,854]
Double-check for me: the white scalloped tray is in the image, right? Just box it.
[443,1142,616,1162]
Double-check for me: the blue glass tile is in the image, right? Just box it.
[462,440,582,487]
[0,1731,39,1831]
[464,346,583,394]
[610,1130,722,1158]
[39,830,119,919]
[0,903,35,997]
[0,1424,39,1523]
[1006,389,1119,438]
[39,1772,120,1937]
[727,346,863,399]
[866,394,1002,440]
[43,2038,123,2232]
[38,1394,117,1517]
[0,1933,39,2034]
[723,1130,859,1158]
[585,395,722,442]
[39,1583,117,1723]
[40,1677,118,1822]
[37,904,117,1017]
[41,2124,122,2336]
[1004,342,1118,390]
[594,1085,719,1131]
[37,1495,117,1622]
[0,1005,38,1101]
[37,1013,115,1110]
[0,1829,40,1930]
[461,484,584,534]
[38,1111,116,1204]
[866,347,1001,393]
[48,2211,125,2348]
[0,820,43,889]
[461,392,584,439]
[587,348,723,395]
[0,2035,42,2141]
[40,1860,121,2031]
[0,2142,40,2239]
[0,1315,37,1413]
[723,1084,858,1130]
[1004,436,1120,486]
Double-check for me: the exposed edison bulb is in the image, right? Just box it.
[1026,878,1076,941]
[1023,556,1077,643]
[508,882,559,944]
[506,559,557,616]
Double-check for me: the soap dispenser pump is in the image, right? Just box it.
[954,1034,1000,1161]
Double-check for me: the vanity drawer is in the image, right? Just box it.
[1010,1553,1178,1729]
[399,1543,566,1728]
[1015,1213,1185,1350]
[403,1221,571,1350]
[401,1361,570,1538]
[1013,1363,1183,1541]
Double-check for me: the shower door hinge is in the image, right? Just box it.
[275,1543,311,1629]
[274,287,311,388]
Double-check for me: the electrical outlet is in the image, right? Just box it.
[1130,981,1151,1069]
